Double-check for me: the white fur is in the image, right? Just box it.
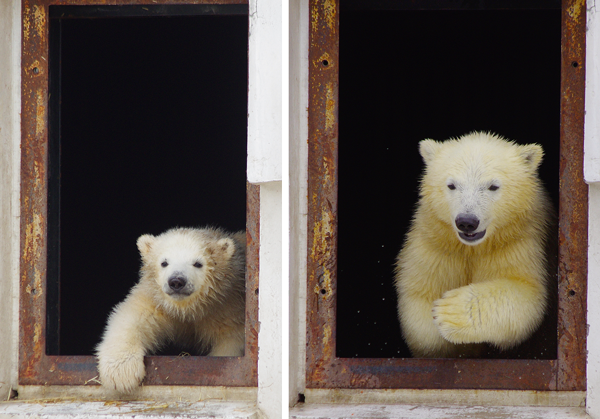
[96,227,246,393]
[395,132,554,358]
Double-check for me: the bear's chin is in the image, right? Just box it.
[458,230,486,245]
[164,290,194,300]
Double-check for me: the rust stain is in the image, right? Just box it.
[567,0,585,20]
[24,4,46,43]
[23,8,31,42]
[34,160,44,191]
[311,3,319,33]
[23,213,43,300]
[322,324,332,348]
[311,207,333,259]
[23,213,43,262]
[27,60,43,76]
[323,0,336,31]
[313,267,332,297]
[33,4,46,36]
[317,52,331,68]
[311,0,336,33]
[325,83,335,132]
[35,90,46,137]
[33,323,42,348]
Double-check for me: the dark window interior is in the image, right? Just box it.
[337,1,561,358]
[47,6,248,356]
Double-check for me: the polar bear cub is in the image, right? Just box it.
[395,132,555,358]
[96,227,246,393]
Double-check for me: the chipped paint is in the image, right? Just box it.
[33,323,42,348]
[23,4,46,44]
[568,0,585,20]
[33,5,46,37]
[323,0,336,31]
[35,90,45,138]
[23,213,42,263]
[310,3,319,33]
[323,324,332,347]
[325,83,335,132]
[23,9,31,42]
[311,208,332,259]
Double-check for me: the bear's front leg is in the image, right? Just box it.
[207,329,245,357]
[398,292,477,358]
[96,292,165,394]
[432,278,546,349]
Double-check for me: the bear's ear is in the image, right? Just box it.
[209,237,236,261]
[137,234,155,256]
[419,139,441,165]
[519,144,544,170]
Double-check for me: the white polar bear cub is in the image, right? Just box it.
[96,227,246,393]
[395,132,554,358]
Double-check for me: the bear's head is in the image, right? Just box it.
[418,132,545,246]
[136,228,237,308]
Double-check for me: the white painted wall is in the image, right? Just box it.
[288,0,309,407]
[0,0,21,402]
[586,1,600,417]
[588,183,600,418]
[248,0,283,416]
[256,182,282,419]
[247,0,282,183]
[585,0,600,183]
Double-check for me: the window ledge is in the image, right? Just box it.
[0,400,260,419]
[290,403,590,419]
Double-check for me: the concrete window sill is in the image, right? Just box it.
[0,400,260,419]
[290,403,590,419]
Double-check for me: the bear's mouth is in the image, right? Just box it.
[458,230,486,242]
[165,289,194,297]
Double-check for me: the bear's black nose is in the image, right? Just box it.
[168,276,187,291]
[455,214,480,233]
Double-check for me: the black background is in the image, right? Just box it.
[49,12,248,355]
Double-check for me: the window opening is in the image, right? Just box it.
[20,1,258,387]
[307,0,587,390]
[47,4,248,357]
[337,2,561,360]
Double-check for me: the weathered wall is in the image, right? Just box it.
[289,0,309,408]
[257,182,282,418]
[587,1,600,417]
[0,0,21,402]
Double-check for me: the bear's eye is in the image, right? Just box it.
[447,183,456,190]
[161,261,168,268]
[193,261,203,268]
[488,185,500,191]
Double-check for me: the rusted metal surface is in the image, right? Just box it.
[20,0,256,387]
[306,0,340,390]
[20,0,51,385]
[557,0,588,391]
[312,358,557,390]
[306,0,587,390]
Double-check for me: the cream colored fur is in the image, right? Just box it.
[96,227,246,393]
[395,132,554,358]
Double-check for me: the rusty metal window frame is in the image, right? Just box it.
[20,0,258,387]
[306,0,588,390]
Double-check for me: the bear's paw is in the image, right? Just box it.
[98,352,146,394]
[432,286,484,344]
